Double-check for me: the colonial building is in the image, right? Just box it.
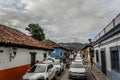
[42,39,71,58]
[81,39,94,62]
[94,14,120,80]
[0,25,52,80]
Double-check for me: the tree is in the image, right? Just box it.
[25,23,45,41]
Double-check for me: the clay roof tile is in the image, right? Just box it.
[0,24,52,50]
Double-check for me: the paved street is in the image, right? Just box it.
[60,68,70,80]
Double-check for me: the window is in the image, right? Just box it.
[48,64,53,69]
[28,65,46,73]
[96,50,99,62]
[53,50,56,53]
[110,46,120,72]
[61,52,62,56]
[47,64,53,72]
[70,63,83,68]
[44,53,47,59]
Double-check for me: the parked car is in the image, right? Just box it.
[43,57,55,62]
[69,61,87,79]
[43,59,54,64]
[69,54,74,61]
[75,56,83,62]
[76,53,81,57]
[54,59,64,75]
[22,63,57,80]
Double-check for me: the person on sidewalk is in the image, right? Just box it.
[90,57,94,69]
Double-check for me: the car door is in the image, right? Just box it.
[48,64,54,80]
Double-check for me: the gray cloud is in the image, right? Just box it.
[0,0,120,43]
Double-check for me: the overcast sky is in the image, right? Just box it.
[0,0,120,43]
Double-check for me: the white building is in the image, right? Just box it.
[94,14,120,80]
[0,25,52,80]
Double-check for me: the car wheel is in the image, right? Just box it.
[46,78,49,80]
[59,69,62,75]
[62,67,64,71]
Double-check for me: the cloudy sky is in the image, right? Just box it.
[0,0,120,43]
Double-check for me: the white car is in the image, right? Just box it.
[22,63,57,80]
[69,54,74,59]
[47,57,55,61]
[43,59,54,64]
[54,59,64,75]
[76,53,81,57]
[69,61,87,79]
[43,57,55,63]
[75,57,83,62]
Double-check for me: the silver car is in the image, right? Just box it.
[69,61,87,79]
[22,63,57,80]
[75,57,83,62]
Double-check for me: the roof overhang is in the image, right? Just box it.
[94,24,120,45]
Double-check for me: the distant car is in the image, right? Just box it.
[75,57,83,62]
[69,54,74,59]
[69,61,87,79]
[22,63,57,80]
[76,53,81,57]
[54,59,64,75]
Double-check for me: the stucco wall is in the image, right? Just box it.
[0,46,47,80]
[0,47,46,70]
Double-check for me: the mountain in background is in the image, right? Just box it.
[59,42,86,51]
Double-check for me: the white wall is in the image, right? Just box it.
[0,47,46,70]
[33,49,46,61]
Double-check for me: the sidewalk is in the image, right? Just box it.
[87,62,110,80]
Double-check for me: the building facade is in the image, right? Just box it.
[41,39,71,59]
[50,47,67,58]
[0,25,52,80]
[81,41,94,63]
[94,14,120,80]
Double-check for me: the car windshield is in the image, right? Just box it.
[76,57,82,60]
[71,63,83,68]
[28,65,46,73]
[54,61,60,65]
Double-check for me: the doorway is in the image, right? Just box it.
[100,49,106,75]
[30,52,36,67]
[44,53,47,59]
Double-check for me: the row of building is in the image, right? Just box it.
[0,25,71,80]
[81,14,120,80]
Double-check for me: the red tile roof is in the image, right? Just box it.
[41,39,70,51]
[0,24,52,50]
[41,39,61,48]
